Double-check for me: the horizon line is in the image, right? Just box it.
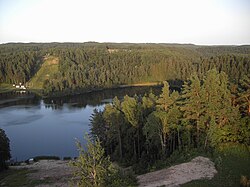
[1,41,250,46]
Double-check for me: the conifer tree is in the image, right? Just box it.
[238,75,250,116]
[121,95,142,159]
[103,97,124,160]
[202,69,239,147]
[180,73,204,147]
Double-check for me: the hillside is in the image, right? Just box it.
[0,43,249,95]
[28,56,59,89]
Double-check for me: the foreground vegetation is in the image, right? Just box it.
[71,135,137,187]
[182,144,250,187]
[88,69,249,186]
[1,43,249,186]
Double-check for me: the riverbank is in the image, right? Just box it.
[0,82,162,96]
[42,82,163,98]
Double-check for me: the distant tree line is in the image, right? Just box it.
[90,69,250,170]
[0,43,249,95]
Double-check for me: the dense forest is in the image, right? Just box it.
[0,43,249,95]
[90,69,250,163]
[0,43,249,186]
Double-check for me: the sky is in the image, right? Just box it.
[0,0,249,45]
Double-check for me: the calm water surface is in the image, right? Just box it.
[0,87,160,161]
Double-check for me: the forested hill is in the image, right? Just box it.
[0,43,249,95]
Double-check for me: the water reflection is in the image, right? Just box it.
[0,86,161,161]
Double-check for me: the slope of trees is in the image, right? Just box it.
[90,70,249,169]
[0,43,249,96]
[0,128,11,171]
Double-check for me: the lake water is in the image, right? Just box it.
[0,87,161,161]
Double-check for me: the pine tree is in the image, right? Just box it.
[157,81,173,111]
[180,73,204,147]
[121,95,142,159]
[202,69,240,147]
[238,75,250,116]
[103,97,124,160]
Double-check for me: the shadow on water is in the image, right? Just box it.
[0,86,162,109]
[43,86,162,109]
[0,86,163,161]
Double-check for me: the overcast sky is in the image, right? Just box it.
[0,0,249,45]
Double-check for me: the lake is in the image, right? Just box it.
[0,86,161,161]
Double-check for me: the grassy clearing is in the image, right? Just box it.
[120,82,162,88]
[0,83,14,93]
[28,56,59,89]
[0,168,46,187]
[181,144,250,187]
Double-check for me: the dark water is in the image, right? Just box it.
[0,87,161,161]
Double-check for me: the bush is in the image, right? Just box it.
[106,164,138,187]
[70,135,138,187]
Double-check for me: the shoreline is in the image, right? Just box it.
[0,82,163,97]
[42,82,163,98]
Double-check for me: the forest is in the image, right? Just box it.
[90,69,249,164]
[0,43,250,186]
[86,69,250,186]
[0,43,249,96]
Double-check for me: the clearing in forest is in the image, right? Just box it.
[28,56,59,89]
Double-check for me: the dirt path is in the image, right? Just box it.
[137,156,217,187]
[12,160,74,187]
[11,156,217,187]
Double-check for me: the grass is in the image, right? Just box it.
[0,83,14,93]
[28,56,59,89]
[181,144,250,187]
[0,168,47,187]
[0,56,59,94]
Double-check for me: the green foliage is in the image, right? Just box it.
[89,69,249,177]
[121,95,142,128]
[105,165,138,187]
[70,135,113,187]
[28,56,59,90]
[157,81,173,111]
[182,144,250,187]
[238,75,250,116]
[0,83,14,94]
[1,43,249,96]
[70,135,137,187]
[0,128,11,171]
